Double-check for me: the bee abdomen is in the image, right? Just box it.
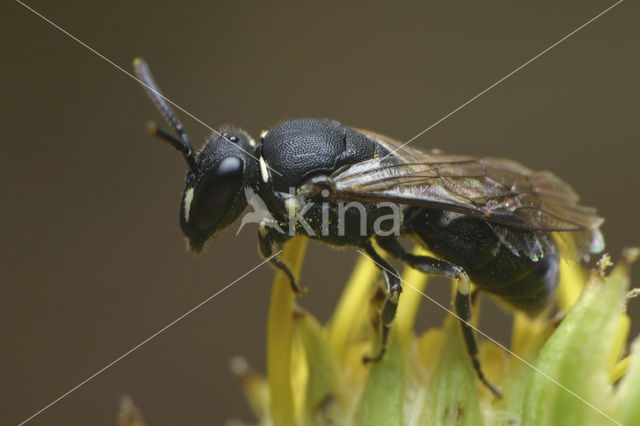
[474,253,559,317]
[411,207,560,316]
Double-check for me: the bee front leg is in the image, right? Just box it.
[257,221,305,294]
[361,241,402,363]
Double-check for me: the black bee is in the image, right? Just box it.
[134,58,604,396]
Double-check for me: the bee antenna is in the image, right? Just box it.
[146,122,197,170]
[133,57,197,171]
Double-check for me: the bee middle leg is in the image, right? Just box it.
[361,241,402,363]
[376,236,501,397]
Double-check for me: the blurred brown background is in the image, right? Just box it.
[3,1,639,424]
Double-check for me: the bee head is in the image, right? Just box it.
[179,129,258,252]
[133,58,259,252]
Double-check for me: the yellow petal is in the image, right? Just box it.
[117,396,145,426]
[511,312,548,358]
[294,310,344,424]
[328,254,380,361]
[417,327,444,371]
[612,336,640,424]
[290,335,308,423]
[557,258,588,312]
[230,357,269,420]
[266,237,308,426]
[396,246,430,345]
[611,356,630,385]
[607,313,630,380]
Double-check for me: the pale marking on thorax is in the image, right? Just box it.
[260,156,271,183]
[285,197,298,219]
[184,187,195,222]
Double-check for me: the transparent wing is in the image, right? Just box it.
[308,130,604,258]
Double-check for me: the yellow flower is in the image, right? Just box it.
[232,239,639,426]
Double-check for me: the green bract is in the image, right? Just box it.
[116,244,639,426]
[232,242,638,426]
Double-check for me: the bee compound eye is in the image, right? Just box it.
[191,156,244,230]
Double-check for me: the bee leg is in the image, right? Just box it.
[257,222,305,294]
[455,273,502,398]
[377,237,501,397]
[376,236,463,279]
[361,241,402,363]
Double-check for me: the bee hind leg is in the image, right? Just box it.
[376,236,501,397]
[455,272,502,398]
